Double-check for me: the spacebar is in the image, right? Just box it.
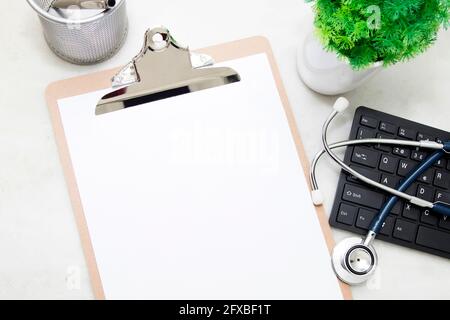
[416,226,450,253]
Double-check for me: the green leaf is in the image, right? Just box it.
[309,0,450,69]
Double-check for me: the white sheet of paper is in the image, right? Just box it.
[57,54,342,299]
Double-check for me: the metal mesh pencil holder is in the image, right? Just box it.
[27,0,128,64]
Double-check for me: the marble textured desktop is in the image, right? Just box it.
[1,0,449,299]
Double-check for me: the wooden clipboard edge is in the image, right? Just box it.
[45,36,352,300]
[46,72,117,301]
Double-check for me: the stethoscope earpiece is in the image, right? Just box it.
[331,237,378,285]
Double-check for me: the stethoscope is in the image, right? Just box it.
[311,97,450,285]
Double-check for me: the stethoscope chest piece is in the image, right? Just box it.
[331,237,378,285]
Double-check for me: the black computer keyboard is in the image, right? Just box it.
[329,107,450,259]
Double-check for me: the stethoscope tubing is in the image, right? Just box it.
[309,138,443,191]
[311,138,450,232]
[314,103,450,237]
[321,110,438,208]
[319,98,450,284]
[370,150,445,233]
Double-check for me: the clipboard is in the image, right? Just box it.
[45,28,352,300]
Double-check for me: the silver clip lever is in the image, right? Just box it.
[96,27,241,116]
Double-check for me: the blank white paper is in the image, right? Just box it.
[57,53,343,299]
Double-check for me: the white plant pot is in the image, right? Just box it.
[297,32,382,95]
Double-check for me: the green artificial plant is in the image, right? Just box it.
[306,0,450,69]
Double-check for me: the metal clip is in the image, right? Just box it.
[95,27,240,116]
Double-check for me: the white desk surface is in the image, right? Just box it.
[1,1,449,300]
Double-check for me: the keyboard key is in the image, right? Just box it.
[393,146,411,158]
[342,184,384,210]
[439,216,450,231]
[416,226,450,253]
[351,147,379,168]
[357,127,376,140]
[420,209,438,226]
[393,219,417,242]
[360,115,378,128]
[391,200,403,215]
[379,154,398,173]
[397,159,417,176]
[416,184,434,202]
[375,133,392,152]
[379,121,397,134]
[434,158,445,168]
[356,208,376,230]
[336,203,358,226]
[381,174,400,188]
[347,165,381,184]
[435,190,450,204]
[417,132,433,141]
[418,168,434,184]
[405,183,418,196]
[434,170,450,189]
[411,150,427,161]
[380,216,395,236]
[403,203,420,220]
[398,127,416,140]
